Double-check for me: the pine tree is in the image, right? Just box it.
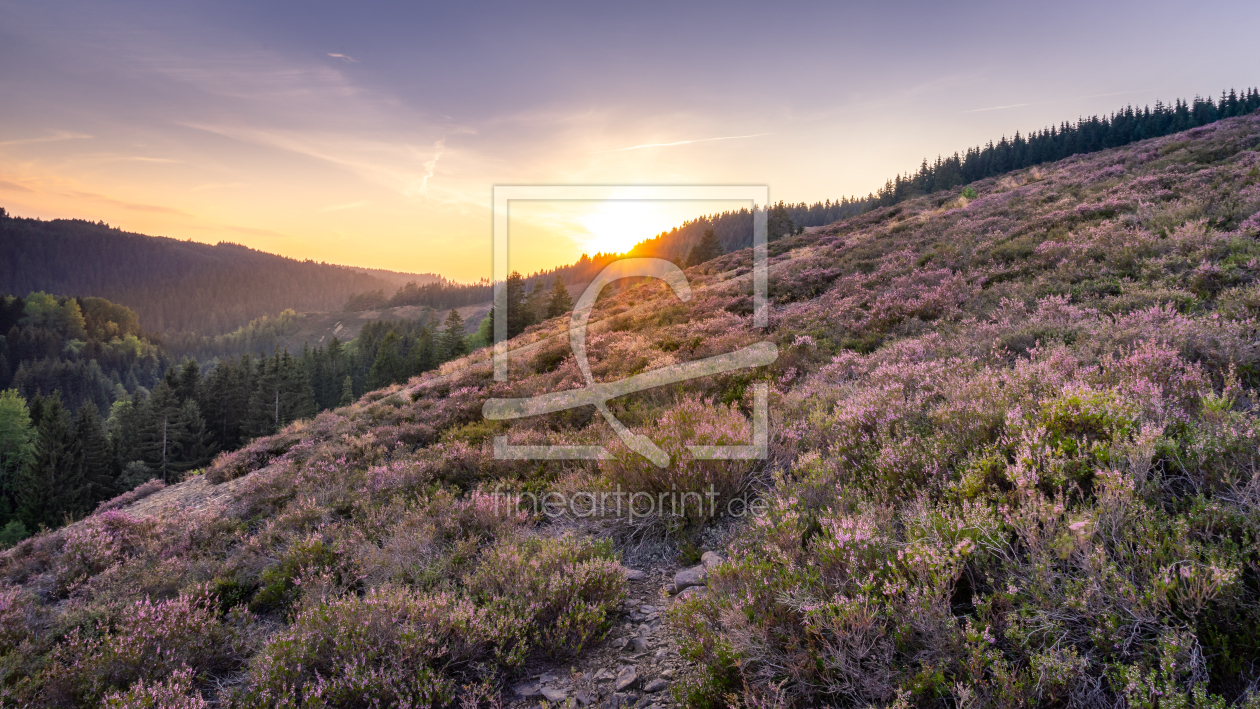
[141,381,182,483]
[409,327,437,375]
[172,398,216,474]
[18,394,88,530]
[686,227,725,267]
[546,276,573,318]
[73,404,114,504]
[440,309,467,362]
[339,375,355,406]
[368,332,404,390]
[505,272,532,339]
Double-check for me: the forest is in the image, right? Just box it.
[0,213,438,335]
[0,289,493,546]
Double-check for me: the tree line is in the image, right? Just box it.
[0,211,438,336]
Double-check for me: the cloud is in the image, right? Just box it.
[327,53,358,63]
[594,132,771,153]
[964,103,1031,113]
[0,131,92,147]
[190,182,249,192]
[60,189,191,215]
[420,139,445,194]
[0,179,34,193]
[319,200,369,212]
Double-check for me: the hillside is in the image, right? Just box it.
[3,112,1260,708]
[0,215,440,336]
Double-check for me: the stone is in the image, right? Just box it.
[576,690,596,706]
[661,669,675,679]
[622,566,646,581]
[593,668,616,682]
[701,551,725,569]
[631,636,650,654]
[615,666,639,692]
[639,604,656,614]
[673,564,707,592]
[611,637,629,649]
[677,585,706,600]
[644,679,670,693]
[654,649,668,661]
[514,683,542,698]
[541,687,568,703]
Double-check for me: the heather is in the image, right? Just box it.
[1,113,1259,707]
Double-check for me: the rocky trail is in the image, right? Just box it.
[505,554,722,709]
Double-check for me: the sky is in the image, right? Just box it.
[1,0,1258,282]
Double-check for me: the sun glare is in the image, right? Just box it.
[574,201,688,255]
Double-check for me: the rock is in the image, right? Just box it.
[541,687,568,703]
[661,669,675,679]
[622,566,646,581]
[644,678,670,693]
[631,636,650,653]
[593,668,616,681]
[514,683,542,698]
[677,585,706,600]
[612,637,629,649]
[615,666,639,692]
[701,551,725,569]
[673,564,707,592]
[576,689,596,706]
[639,604,656,613]
[654,649,669,661]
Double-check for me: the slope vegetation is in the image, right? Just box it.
[3,113,1260,708]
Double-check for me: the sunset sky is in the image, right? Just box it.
[2,0,1258,282]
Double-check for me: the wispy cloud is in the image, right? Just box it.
[964,103,1031,113]
[0,131,92,147]
[190,182,249,192]
[319,200,369,212]
[327,53,357,63]
[594,132,771,153]
[0,179,34,193]
[420,139,445,194]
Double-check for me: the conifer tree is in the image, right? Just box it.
[73,404,114,504]
[440,309,467,361]
[686,227,725,267]
[18,394,88,529]
[368,332,405,390]
[339,375,355,406]
[505,272,532,338]
[546,276,573,318]
[409,327,437,375]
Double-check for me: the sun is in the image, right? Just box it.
[574,200,684,255]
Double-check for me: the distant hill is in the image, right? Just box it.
[0,214,440,336]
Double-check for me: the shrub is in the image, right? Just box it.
[465,534,625,658]
[599,395,755,530]
[245,587,503,708]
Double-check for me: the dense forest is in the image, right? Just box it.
[0,212,439,335]
[0,286,491,545]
